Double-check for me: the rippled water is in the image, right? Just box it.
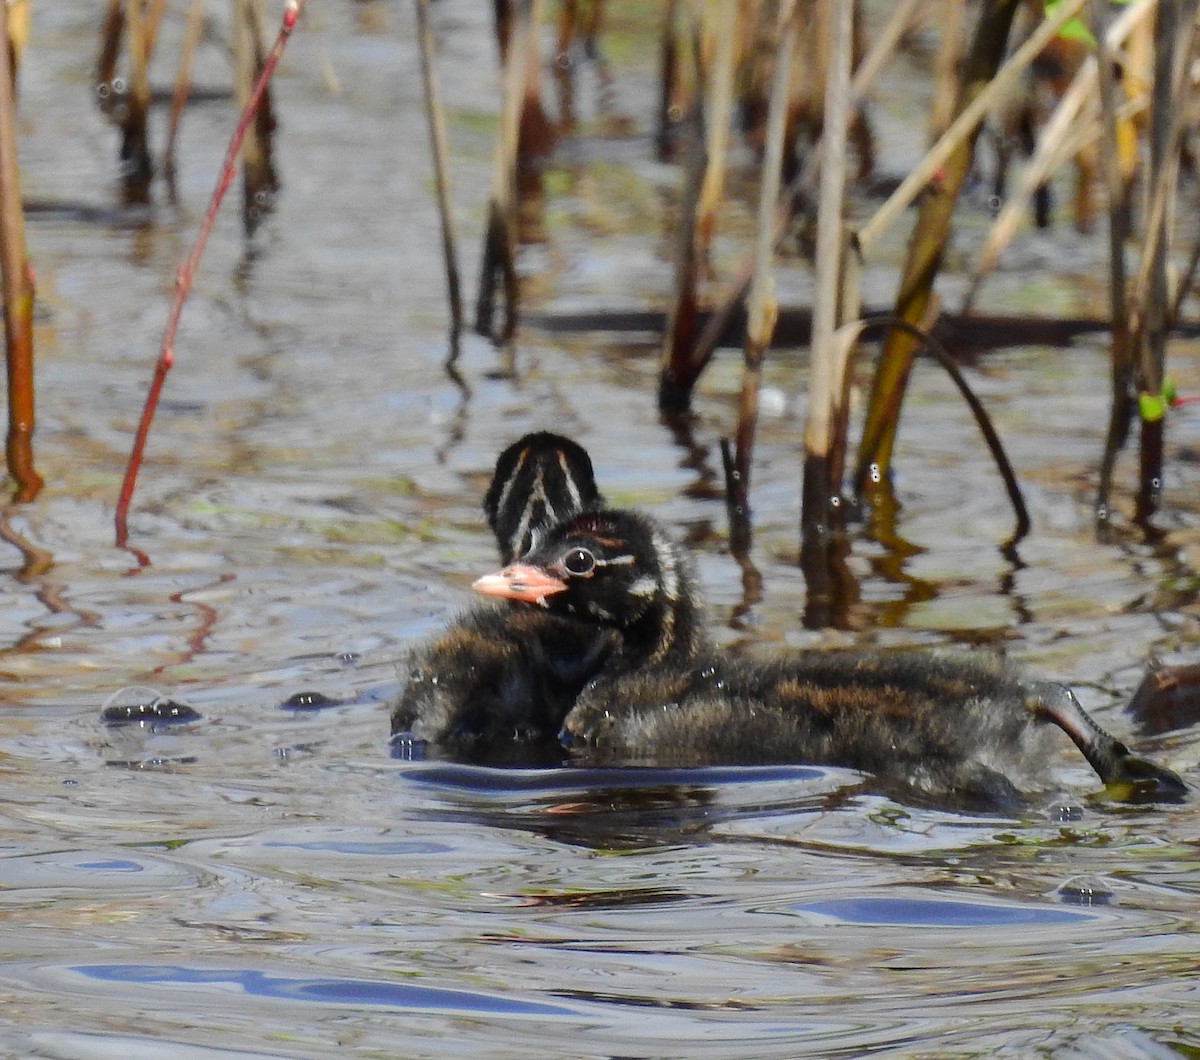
[2,3,1199,1057]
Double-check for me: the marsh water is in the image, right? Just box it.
[2,3,1200,1057]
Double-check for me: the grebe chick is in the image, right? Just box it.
[390,432,611,762]
[473,509,1187,803]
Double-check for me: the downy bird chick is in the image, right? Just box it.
[473,508,1187,803]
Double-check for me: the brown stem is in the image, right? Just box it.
[475,0,528,341]
[416,0,463,341]
[728,1,798,551]
[1134,0,1180,528]
[233,0,279,234]
[121,0,154,201]
[115,0,304,549]
[658,102,706,413]
[852,0,1021,502]
[1093,0,1134,526]
[165,0,207,182]
[0,0,40,502]
[95,0,125,99]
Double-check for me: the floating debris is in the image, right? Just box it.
[280,691,344,712]
[101,697,202,728]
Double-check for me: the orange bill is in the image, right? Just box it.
[472,564,568,606]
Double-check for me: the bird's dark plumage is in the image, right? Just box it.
[473,509,1187,803]
[483,431,601,563]
[390,432,610,762]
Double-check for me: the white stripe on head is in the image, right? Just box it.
[493,447,528,519]
[557,450,584,510]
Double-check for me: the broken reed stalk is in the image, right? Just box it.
[799,0,854,628]
[659,102,706,411]
[0,0,40,502]
[726,0,797,555]
[95,0,124,96]
[694,0,737,260]
[415,0,463,343]
[517,0,550,160]
[115,0,304,549]
[475,0,529,341]
[656,0,684,161]
[122,0,154,199]
[5,1,27,87]
[658,0,741,398]
[164,0,206,179]
[852,0,1036,505]
[232,0,279,234]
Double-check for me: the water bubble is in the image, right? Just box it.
[988,194,1002,216]
[869,463,882,484]
[389,732,426,760]
[1050,801,1084,823]
[112,77,126,94]
[280,690,342,712]
[101,697,201,728]
[1057,875,1114,906]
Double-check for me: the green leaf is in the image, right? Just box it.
[1138,392,1167,422]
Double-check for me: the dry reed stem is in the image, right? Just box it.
[416,0,464,342]
[856,0,1088,258]
[0,0,40,501]
[115,0,304,549]
[123,0,154,196]
[1128,12,1198,339]
[165,0,206,175]
[800,0,854,623]
[852,0,1024,501]
[804,0,853,465]
[727,0,797,553]
[232,0,279,231]
[144,0,170,59]
[95,0,125,94]
[656,0,682,160]
[694,0,736,259]
[1133,0,1189,525]
[475,0,529,340]
[1093,1,1132,430]
[661,0,962,409]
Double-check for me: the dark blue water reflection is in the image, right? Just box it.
[75,965,579,1017]
[792,897,1097,927]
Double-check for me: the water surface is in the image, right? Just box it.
[1,3,1199,1057]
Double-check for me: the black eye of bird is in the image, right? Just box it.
[562,547,596,577]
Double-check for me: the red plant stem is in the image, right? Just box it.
[115,0,303,549]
